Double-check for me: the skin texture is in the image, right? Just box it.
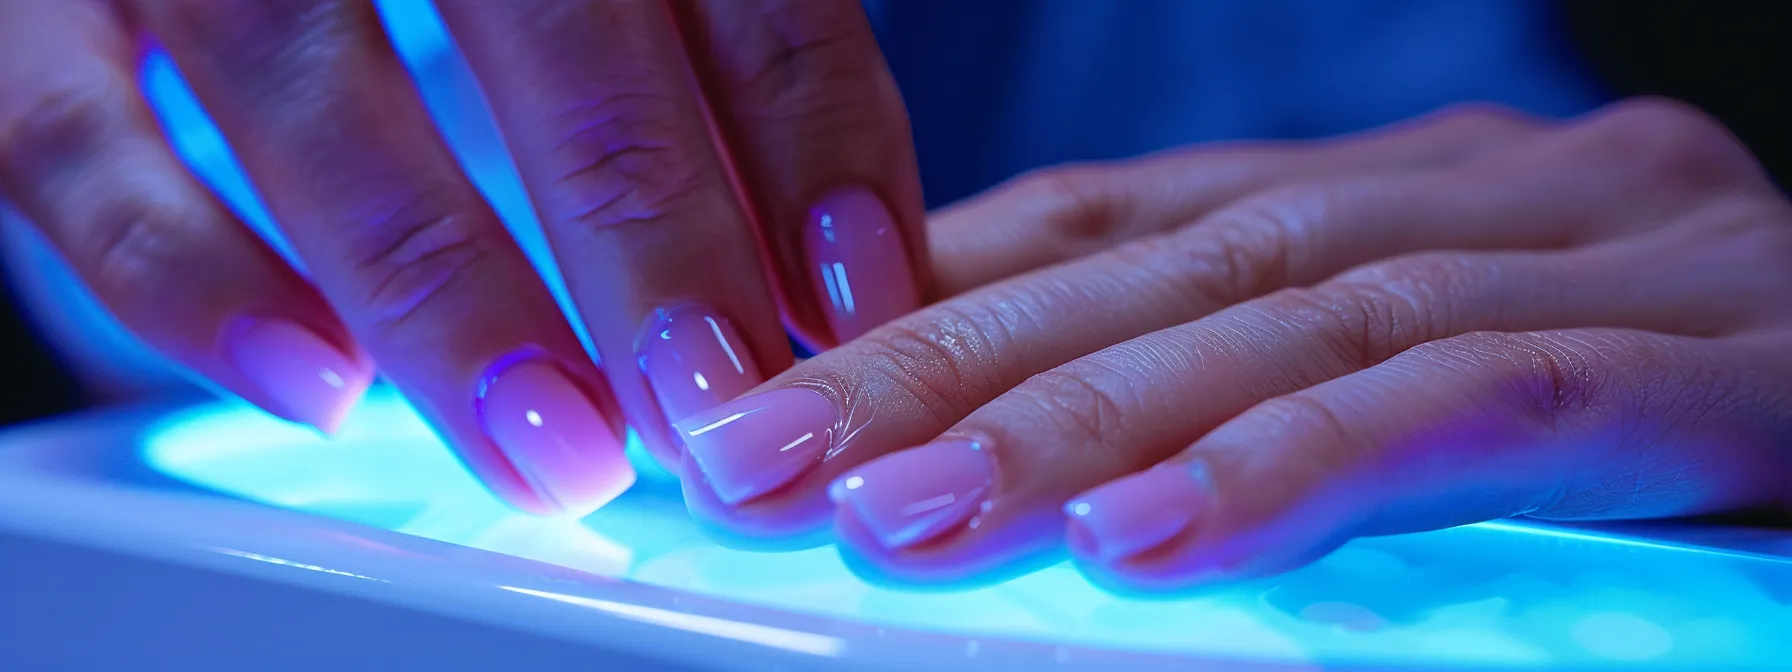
[5,3,1787,595]
[675,99,1792,591]
[0,0,928,514]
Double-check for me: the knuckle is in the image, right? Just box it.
[1006,164,1126,247]
[0,78,129,182]
[1193,188,1318,297]
[542,90,710,233]
[1251,282,1421,371]
[339,189,494,328]
[727,1,880,120]
[845,305,1013,423]
[1406,331,1614,430]
[1336,253,1479,333]
[1111,188,1310,313]
[1019,366,1136,451]
[1429,102,1535,135]
[80,200,203,307]
[156,0,369,98]
[1398,329,1747,518]
[1589,97,1762,191]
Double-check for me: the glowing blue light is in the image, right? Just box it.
[93,3,1792,665]
[143,389,1792,667]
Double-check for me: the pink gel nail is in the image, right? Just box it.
[806,186,920,343]
[830,440,993,550]
[226,318,372,434]
[478,354,634,517]
[673,387,834,506]
[641,305,763,430]
[1064,460,1211,563]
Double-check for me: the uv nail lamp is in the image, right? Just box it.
[2,389,1791,671]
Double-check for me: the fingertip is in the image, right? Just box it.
[826,440,992,551]
[673,386,835,507]
[1062,460,1210,566]
[309,372,371,437]
[224,316,375,435]
[674,446,835,545]
[476,351,637,518]
[832,501,1069,592]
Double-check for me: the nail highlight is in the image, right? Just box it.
[225,318,372,434]
[1064,460,1211,563]
[674,387,835,506]
[478,352,634,517]
[640,305,763,431]
[830,440,993,550]
[806,186,919,343]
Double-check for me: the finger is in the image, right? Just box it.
[0,0,369,431]
[925,104,1544,295]
[669,156,1643,542]
[436,0,790,467]
[677,0,927,346]
[829,230,1776,582]
[926,97,1778,299]
[136,0,630,516]
[1070,329,1792,592]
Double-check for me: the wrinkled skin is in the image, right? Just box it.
[677,99,1792,592]
[0,0,927,515]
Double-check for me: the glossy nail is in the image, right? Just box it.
[1064,460,1212,563]
[478,352,635,517]
[641,305,763,430]
[806,186,920,343]
[225,317,372,434]
[674,387,834,506]
[830,440,993,550]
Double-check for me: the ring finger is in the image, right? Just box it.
[669,127,1672,543]
[833,224,1772,582]
[924,104,1545,296]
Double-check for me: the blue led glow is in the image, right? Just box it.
[144,388,1792,667]
[32,2,1789,664]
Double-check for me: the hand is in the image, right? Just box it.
[0,0,926,516]
[669,99,1792,591]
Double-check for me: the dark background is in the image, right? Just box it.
[0,0,1785,426]
[1560,0,1790,188]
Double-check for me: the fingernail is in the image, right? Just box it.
[1064,460,1212,563]
[640,305,763,430]
[225,318,372,434]
[806,186,920,343]
[674,387,835,505]
[478,352,635,517]
[830,440,993,550]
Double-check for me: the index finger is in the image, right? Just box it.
[678,0,928,348]
[437,0,793,467]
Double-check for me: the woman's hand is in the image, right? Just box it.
[0,0,926,516]
[670,99,1792,591]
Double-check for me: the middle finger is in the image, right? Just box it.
[671,149,1646,541]
[437,0,791,468]
[139,0,632,515]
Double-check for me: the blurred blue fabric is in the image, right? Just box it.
[867,0,1607,206]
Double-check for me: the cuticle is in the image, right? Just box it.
[473,344,617,434]
[631,300,726,359]
[790,378,868,462]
